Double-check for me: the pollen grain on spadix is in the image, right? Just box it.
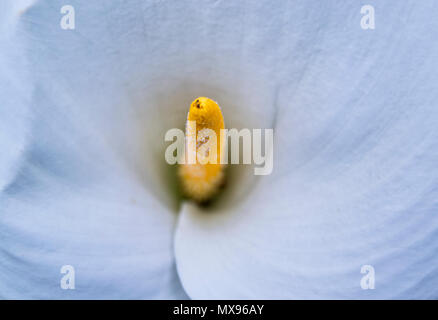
[178,97,226,202]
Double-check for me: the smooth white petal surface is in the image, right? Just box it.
[0,0,195,299]
[175,0,438,299]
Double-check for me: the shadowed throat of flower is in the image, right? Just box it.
[163,96,274,210]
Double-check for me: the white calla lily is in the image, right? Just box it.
[1,0,438,299]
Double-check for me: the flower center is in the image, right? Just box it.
[178,97,225,203]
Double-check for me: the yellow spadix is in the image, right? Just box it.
[178,97,225,202]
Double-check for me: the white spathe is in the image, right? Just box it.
[1,0,438,299]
